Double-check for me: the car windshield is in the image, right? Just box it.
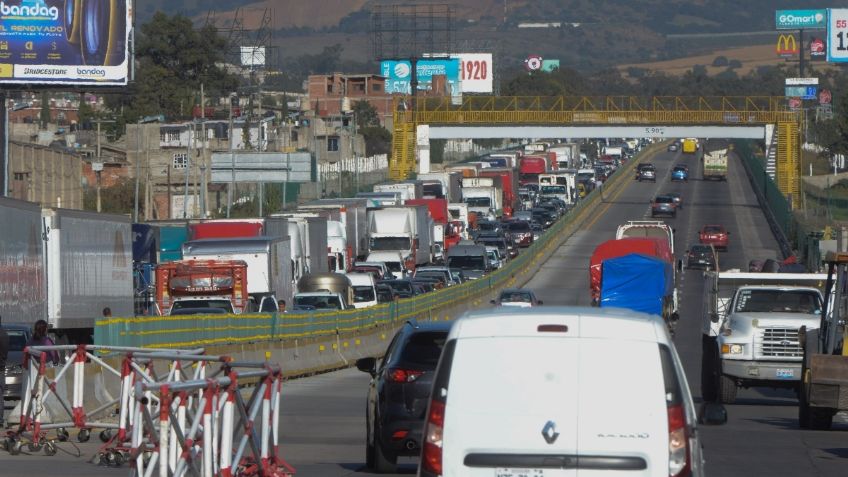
[6,329,27,351]
[353,286,376,302]
[703,226,724,234]
[500,291,533,302]
[654,196,674,204]
[171,300,233,313]
[734,289,822,314]
[370,237,411,251]
[505,221,530,232]
[478,222,498,231]
[383,261,402,272]
[674,167,687,172]
[447,255,486,270]
[399,331,448,368]
[576,173,594,181]
[294,295,343,310]
[416,271,446,281]
[691,246,713,256]
[465,197,492,207]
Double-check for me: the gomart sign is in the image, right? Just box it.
[775,9,827,30]
[0,0,131,86]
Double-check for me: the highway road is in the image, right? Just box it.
[5,144,846,476]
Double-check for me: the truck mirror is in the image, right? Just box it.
[698,402,728,425]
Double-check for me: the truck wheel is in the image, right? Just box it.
[718,375,737,404]
[700,337,718,402]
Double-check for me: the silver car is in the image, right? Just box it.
[3,324,31,402]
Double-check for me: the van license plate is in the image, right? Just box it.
[776,369,794,379]
[495,469,545,477]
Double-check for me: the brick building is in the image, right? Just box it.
[307,74,394,127]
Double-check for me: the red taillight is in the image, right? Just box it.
[422,400,445,475]
[391,429,409,441]
[387,368,424,383]
[668,404,690,477]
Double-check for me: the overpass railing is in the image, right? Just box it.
[95,145,644,349]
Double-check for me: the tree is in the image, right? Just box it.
[105,12,239,123]
[712,56,729,67]
[352,100,379,129]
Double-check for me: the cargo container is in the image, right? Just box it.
[703,148,728,181]
[550,143,579,169]
[600,254,675,321]
[355,191,403,206]
[0,197,45,328]
[417,171,463,202]
[480,168,518,217]
[181,236,293,308]
[373,181,423,202]
[486,152,521,169]
[589,238,673,304]
[42,207,134,341]
[445,164,480,178]
[406,198,458,256]
[367,205,434,270]
[519,155,547,186]
[300,198,369,261]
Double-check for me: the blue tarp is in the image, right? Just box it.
[600,254,673,316]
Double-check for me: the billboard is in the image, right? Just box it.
[541,59,560,72]
[827,9,848,63]
[785,86,817,100]
[381,59,460,94]
[0,0,131,86]
[775,9,826,30]
[776,34,798,57]
[809,37,826,61]
[240,46,265,67]
[210,152,312,183]
[424,52,493,93]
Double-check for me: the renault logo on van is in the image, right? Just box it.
[541,420,559,444]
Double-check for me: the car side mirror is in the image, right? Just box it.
[355,357,377,376]
[698,402,728,425]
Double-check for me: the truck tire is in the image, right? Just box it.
[700,336,718,402]
[718,374,737,404]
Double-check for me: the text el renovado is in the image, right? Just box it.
[22,67,106,77]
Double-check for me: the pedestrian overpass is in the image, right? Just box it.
[390,96,803,203]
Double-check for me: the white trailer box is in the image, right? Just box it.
[418,172,463,202]
[373,181,423,202]
[43,207,134,335]
[0,197,45,326]
[300,199,368,260]
[181,236,293,305]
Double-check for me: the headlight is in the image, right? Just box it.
[721,344,744,355]
[6,364,23,375]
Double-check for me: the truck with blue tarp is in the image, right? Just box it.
[599,253,677,329]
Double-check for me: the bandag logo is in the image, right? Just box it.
[776,34,798,58]
[0,0,60,21]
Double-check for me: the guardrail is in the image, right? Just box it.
[95,144,650,350]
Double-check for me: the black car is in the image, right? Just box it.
[356,320,453,473]
[377,279,415,299]
[687,244,718,270]
[531,208,555,228]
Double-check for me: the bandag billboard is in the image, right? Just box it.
[0,0,131,86]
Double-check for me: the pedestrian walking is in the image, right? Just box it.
[27,320,60,366]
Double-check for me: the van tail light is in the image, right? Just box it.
[667,404,690,477]
[421,399,445,475]
[386,368,424,383]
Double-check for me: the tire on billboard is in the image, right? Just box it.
[64,0,126,66]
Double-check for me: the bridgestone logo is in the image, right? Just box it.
[24,67,65,75]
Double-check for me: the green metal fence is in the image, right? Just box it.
[95,146,640,349]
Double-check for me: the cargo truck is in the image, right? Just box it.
[518,156,547,186]
[367,205,434,271]
[480,168,518,218]
[616,220,675,254]
[682,138,699,154]
[589,238,673,304]
[701,270,827,405]
[550,143,579,169]
[373,181,423,202]
[799,252,848,430]
[155,260,252,315]
[181,236,292,311]
[407,198,459,259]
[417,171,462,202]
[300,199,369,262]
[703,148,728,181]
[599,254,678,330]
[461,177,503,220]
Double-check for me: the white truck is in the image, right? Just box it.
[300,198,369,261]
[367,205,433,271]
[539,172,575,205]
[701,271,827,404]
[181,236,294,311]
[703,148,729,181]
[461,177,502,221]
[447,203,470,239]
[550,143,579,169]
[373,181,423,202]
[616,220,675,254]
[417,171,462,202]
[355,191,403,206]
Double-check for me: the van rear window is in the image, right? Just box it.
[399,331,448,368]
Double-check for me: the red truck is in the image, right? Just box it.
[519,156,547,186]
[545,151,559,171]
[480,168,519,218]
[155,260,249,316]
[589,238,673,304]
[188,220,264,240]
[405,198,461,251]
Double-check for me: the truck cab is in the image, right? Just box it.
[701,271,827,403]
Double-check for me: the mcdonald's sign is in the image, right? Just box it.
[777,34,798,57]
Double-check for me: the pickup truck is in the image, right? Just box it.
[701,271,827,403]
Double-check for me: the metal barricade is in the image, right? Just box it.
[130,358,295,477]
[2,344,204,460]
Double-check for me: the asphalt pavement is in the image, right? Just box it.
[5,144,847,476]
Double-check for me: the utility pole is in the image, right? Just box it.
[200,83,207,217]
[227,93,237,217]
[133,118,141,222]
[799,28,806,77]
[91,119,115,213]
[183,121,193,219]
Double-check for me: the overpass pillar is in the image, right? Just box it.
[776,121,801,209]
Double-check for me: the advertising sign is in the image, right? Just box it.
[820,89,832,104]
[541,59,560,72]
[210,152,312,183]
[456,53,492,93]
[788,97,802,111]
[525,54,542,71]
[785,86,817,99]
[828,9,848,62]
[775,9,827,30]
[786,77,819,85]
[380,59,460,94]
[0,0,131,86]
[810,37,826,60]
[240,46,265,67]
[776,34,798,57]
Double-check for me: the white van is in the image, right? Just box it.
[346,272,377,309]
[366,251,408,280]
[419,307,726,477]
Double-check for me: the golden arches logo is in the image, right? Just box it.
[776,34,798,56]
